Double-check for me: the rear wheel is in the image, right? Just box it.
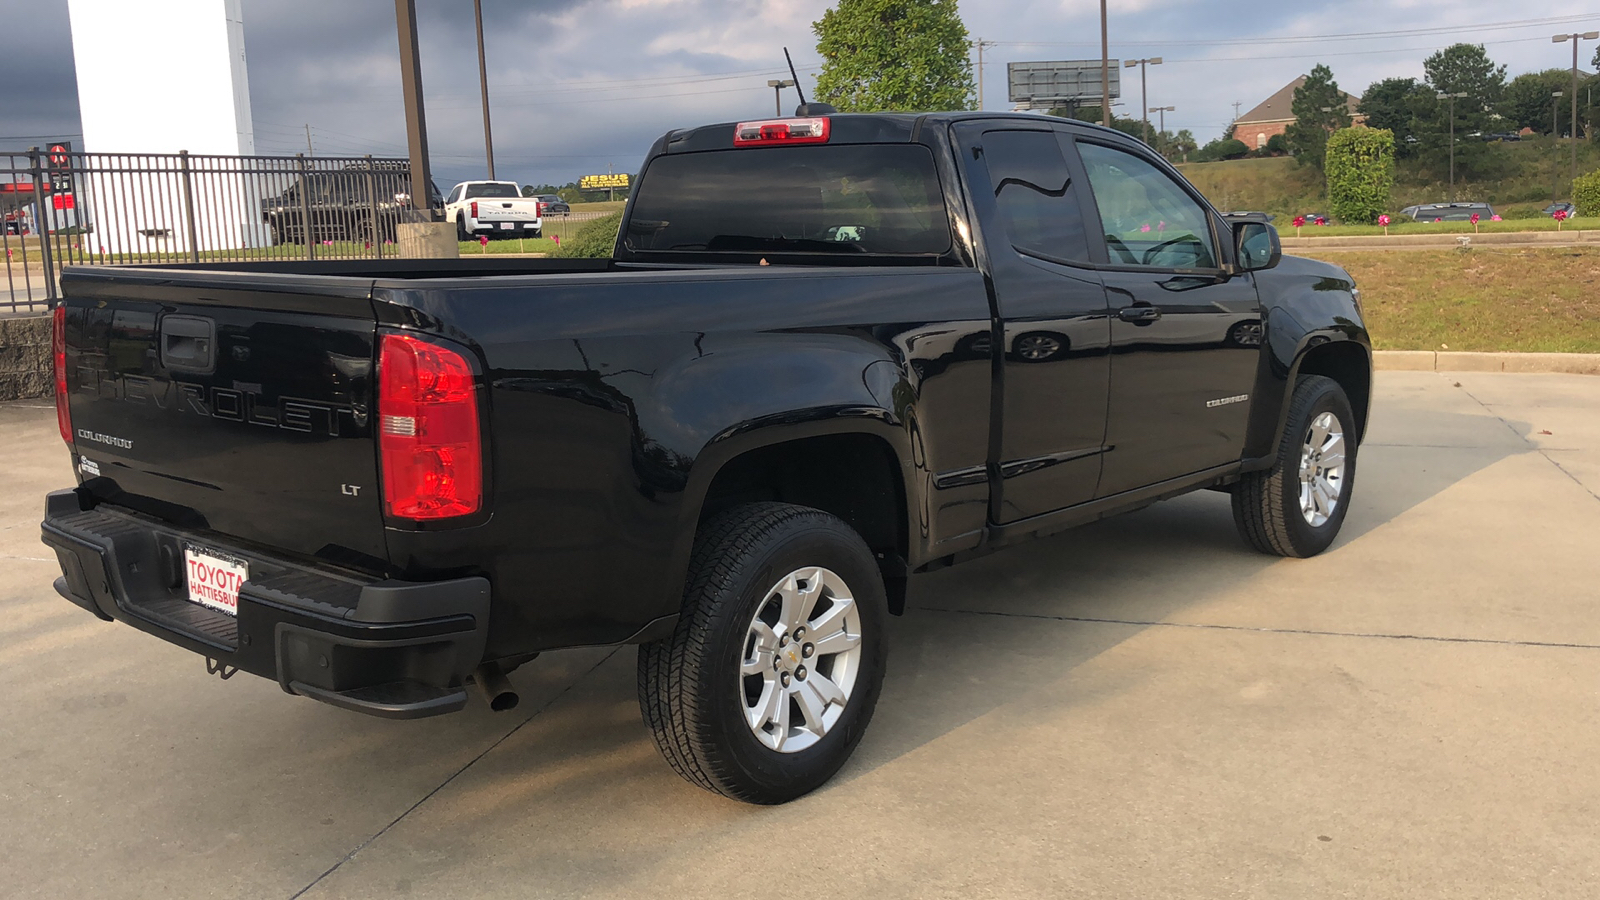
[638,502,888,804]
[1232,375,1357,557]
[455,215,468,242]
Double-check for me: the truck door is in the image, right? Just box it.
[1065,136,1262,498]
[954,124,1112,523]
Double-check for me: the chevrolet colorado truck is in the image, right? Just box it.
[42,111,1370,804]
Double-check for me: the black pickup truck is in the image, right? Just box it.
[42,111,1369,804]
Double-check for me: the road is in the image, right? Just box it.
[3,371,1599,899]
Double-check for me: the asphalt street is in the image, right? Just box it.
[2,371,1598,899]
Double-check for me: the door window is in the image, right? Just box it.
[981,131,1091,264]
[1078,142,1216,270]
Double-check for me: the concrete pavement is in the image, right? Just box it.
[3,371,1599,899]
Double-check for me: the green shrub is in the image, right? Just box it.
[1574,169,1600,218]
[553,212,623,258]
[1265,133,1289,156]
[1326,128,1395,224]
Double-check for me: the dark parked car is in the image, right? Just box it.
[535,194,570,216]
[1400,202,1495,222]
[43,111,1371,804]
[262,163,443,245]
[1543,202,1577,218]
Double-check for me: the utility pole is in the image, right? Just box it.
[1099,0,1110,127]
[394,0,435,217]
[1125,57,1162,145]
[304,124,313,156]
[1438,91,1467,202]
[1554,32,1598,198]
[768,79,795,116]
[972,38,997,110]
[475,0,495,179]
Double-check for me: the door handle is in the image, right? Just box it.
[1118,306,1162,323]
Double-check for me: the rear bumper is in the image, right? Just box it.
[467,220,541,236]
[39,489,490,719]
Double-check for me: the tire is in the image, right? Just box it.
[455,215,468,242]
[638,502,889,804]
[1232,374,1357,557]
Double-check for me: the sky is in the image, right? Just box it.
[3,1,1598,189]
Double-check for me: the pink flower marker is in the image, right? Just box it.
[1140,224,1152,233]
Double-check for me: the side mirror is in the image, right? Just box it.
[1235,220,1281,272]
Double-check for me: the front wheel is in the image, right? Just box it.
[638,502,888,804]
[1232,374,1357,557]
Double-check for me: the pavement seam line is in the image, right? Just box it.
[913,606,1600,651]
[1448,375,1600,505]
[287,648,622,900]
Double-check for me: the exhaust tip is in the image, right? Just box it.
[472,663,519,713]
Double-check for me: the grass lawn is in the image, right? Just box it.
[1299,246,1600,353]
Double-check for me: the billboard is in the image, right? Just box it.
[579,173,630,190]
[1007,60,1121,111]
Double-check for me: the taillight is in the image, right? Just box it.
[534,201,542,218]
[470,200,478,218]
[53,304,71,445]
[378,333,483,521]
[734,117,831,147]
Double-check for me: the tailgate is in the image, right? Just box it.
[475,199,540,221]
[60,268,389,568]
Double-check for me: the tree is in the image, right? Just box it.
[1501,69,1574,134]
[1326,128,1395,224]
[1419,43,1506,181]
[1194,137,1249,162]
[1170,129,1198,159]
[1285,65,1349,170]
[1424,43,1506,121]
[813,0,975,112]
[1359,77,1421,136]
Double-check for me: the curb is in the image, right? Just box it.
[1374,350,1600,375]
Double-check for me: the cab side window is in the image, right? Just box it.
[446,185,464,205]
[981,131,1091,264]
[1077,142,1217,270]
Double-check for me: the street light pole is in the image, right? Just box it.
[767,79,795,117]
[1554,32,1599,198]
[474,0,494,180]
[1100,0,1110,127]
[1553,91,1565,202]
[1149,105,1174,154]
[1438,91,1467,202]
[1125,57,1162,145]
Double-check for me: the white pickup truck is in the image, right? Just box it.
[444,181,543,240]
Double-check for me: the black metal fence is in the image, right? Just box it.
[2,148,426,313]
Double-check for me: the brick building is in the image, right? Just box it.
[1234,77,1363,150]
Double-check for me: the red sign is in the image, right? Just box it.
[51,194,76,210]
[48,144,69,166]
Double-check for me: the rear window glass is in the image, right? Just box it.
[625,144,951,255]
[465,183,521,199]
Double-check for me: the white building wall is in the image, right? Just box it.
[66,0,266,253]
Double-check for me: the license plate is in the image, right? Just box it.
[183,544,248,617]
[499,222,515,230]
